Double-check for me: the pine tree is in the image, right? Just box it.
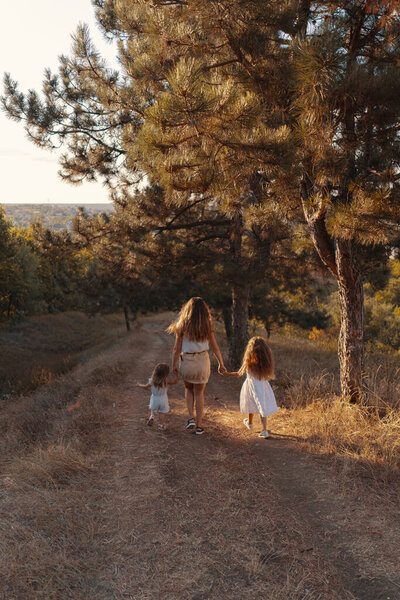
[293,2,400,399]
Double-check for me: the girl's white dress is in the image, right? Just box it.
[240,373,278,417]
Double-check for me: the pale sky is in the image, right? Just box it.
[0,0,116,204]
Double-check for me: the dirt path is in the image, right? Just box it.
[3,316,400,599]
[84,318,399,600]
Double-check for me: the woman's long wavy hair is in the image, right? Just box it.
[239,337,275,380]
[167,297,212,341]
[151,363,170,388]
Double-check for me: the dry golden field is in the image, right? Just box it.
[0,313,399,599]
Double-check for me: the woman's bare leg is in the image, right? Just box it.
[193,383,206,427]
[260,416,267,431]
[248,413,254,425]
[184,381,195,419]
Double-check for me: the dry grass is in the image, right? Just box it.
[0,323,154,599]
[265,333,400,487]
[215,321,400,488]
[6,442,95,489]
[1,312,399,599]
[275,398,400,485]
[0,313,349,600]
[0,311,124,397]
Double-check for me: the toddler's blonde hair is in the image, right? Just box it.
[151,363,170,388]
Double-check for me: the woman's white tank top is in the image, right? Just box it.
[181,336,209,353]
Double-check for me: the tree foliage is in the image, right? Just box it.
[3,1,400,398]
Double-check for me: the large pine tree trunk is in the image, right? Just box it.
[335,239,364,402]
[229,283,249,369]
[301,186,365,402]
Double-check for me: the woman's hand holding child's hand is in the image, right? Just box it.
[222,371,240,377]
[218,364,227,375]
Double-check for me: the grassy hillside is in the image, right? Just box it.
[0,313,399,599]
[0,312,125,398]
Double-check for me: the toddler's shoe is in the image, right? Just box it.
[258,430,269,439]
[243,418,253,430]
[147,415,154,426]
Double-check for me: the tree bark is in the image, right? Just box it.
[229,283,249,369]
[222,304,232,342]
[335,239,364,402]
[301,182,364,401]
[228,207,249,369]
[123,305,131,332]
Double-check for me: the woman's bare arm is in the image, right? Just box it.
[172,333,183,373]
[209,331,227,373]
[167,372,178,385]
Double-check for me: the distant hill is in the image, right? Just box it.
[2,203,113,230]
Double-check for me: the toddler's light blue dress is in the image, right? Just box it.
[148,378,170,414]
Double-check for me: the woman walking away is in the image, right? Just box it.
[224,337,278,438]
[168,297,227,435]
[137,363,178,430]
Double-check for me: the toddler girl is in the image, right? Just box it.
[224,337,278,438]
[136,363,177,430]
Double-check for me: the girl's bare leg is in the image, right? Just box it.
[193,383,206,427]
[184,381,195,419]
[260,416,267,431]
[248,413,254,425]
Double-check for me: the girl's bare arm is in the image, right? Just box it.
[209,331,227,373]
[172,333,183,373]
[222,371,241,377]
[136,382,151,389]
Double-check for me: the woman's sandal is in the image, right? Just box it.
[185,418,196,429]
[194,427,205,435]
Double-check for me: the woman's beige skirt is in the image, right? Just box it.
[179,351,211,384]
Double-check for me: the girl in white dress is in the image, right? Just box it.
[136,363,177,430]
[224,337,278,438]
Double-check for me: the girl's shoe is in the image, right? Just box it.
[194,427,205,435]
[258,430,269,439]
[158,423,166,430]
[147,415,154,426]
[186,418,196,429]
[243,418,253,430]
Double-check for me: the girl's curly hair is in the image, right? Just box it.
[239,336,274,380]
